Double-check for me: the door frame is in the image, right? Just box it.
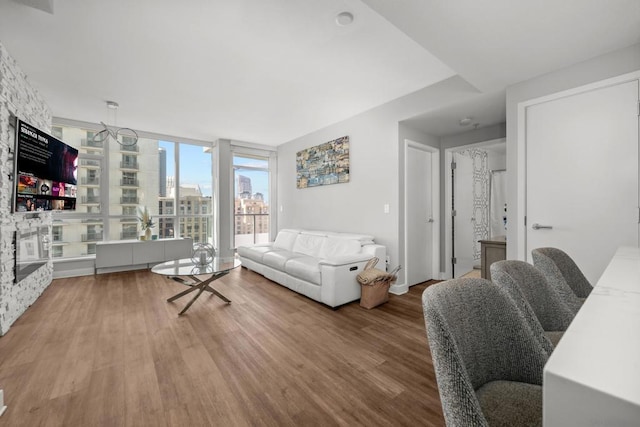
[517,70,640,261]
[444,138,506,279]
[403,140,439,291]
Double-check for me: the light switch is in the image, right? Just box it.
[384,203,390,214]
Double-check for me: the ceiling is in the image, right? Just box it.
[364,0,640,93]
[1,0,639,144]
[402,90,506,137]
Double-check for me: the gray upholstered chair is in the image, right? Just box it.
[532,247,592,304]
[422,278,552,427]
[490,260,577,347]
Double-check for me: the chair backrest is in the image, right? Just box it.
[422,278,552,427]
[490,260,577,331]
[532,247,593,299]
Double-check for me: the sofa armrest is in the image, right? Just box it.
[362,244,386,265]
[319,253,373,267]
[320,257,369,307]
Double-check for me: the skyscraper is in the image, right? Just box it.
[237,175,252,199]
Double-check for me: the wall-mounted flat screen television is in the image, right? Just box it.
[13,119,78,212]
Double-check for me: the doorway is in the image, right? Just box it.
[404,140,439,287]
[445,139,506,278]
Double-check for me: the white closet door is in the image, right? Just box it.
[526,79,639,284]
[406,146,433,285]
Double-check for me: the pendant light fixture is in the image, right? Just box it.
[92,100,138,147]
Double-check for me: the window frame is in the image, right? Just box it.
[231,148,275,248]
[51,118,216,259]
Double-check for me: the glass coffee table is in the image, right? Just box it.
[152,257,241,315]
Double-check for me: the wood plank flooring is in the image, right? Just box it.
[0,267,444,426]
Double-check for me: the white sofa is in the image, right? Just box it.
[237,229,386,308]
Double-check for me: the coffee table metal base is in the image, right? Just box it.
[167,271,231,315]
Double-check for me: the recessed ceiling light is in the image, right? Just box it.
[106,100,119,109]
[336,11,354,26]
[459,117,472,126]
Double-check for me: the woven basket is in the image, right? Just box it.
[360,280,391,309]
[357,257,389,285]
[357,258,401,309]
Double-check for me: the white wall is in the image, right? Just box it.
[278,109,401,265]
[506,43,640,259]
[278,76,482,281]
[488,151,506,171]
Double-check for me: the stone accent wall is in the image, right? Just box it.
[0,42,53,335]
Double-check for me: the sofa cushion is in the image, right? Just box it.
[285,256,322,285]
[292,233,325,257]
[300,230,329,237]
[237,245,276,263]
[262,250,305,270]
[273,229,300,251]
[320,237,362,259]
[326,232,375,245]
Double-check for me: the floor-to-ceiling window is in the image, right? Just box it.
[162,141,213,244]
[50,121,214,259]
[233,153,271,247]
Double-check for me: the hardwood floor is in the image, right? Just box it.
[0,268,444,426]
[462,268,481,279]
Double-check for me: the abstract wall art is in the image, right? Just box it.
[296,136,349,189]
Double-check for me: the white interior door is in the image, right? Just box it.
[406,145,433,286]
[526,79,639,284]
[453,152,475,277]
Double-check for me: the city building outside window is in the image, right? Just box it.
[122,206,136,216]
[48,122,216,258]
[52,226,62,241]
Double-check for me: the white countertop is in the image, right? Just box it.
[95,237,189,245]
[543,246,640,426]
